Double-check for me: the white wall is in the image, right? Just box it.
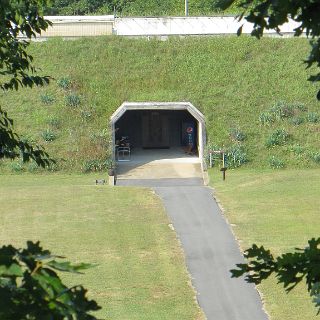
[114,16,300,36]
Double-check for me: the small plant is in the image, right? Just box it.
[290,116,304,125]
[269,156,285,169]
[226,144,248,168]
[266,129,290,147]
[306,112,319,123]
[47,116,61,128]
[289,144,304,155]
[82,158,114,173]
[65,93,81,108]
[41,129,57,142]
[57,76,71,90]
[229,127,246,142]
[293,103,307,112]
[259,112,274,126]
[28,162,39,172]
[10,161,24,172]
[80,109,93,121]
[270,101,295,120]
[40,93,55,105]
[310,152,320,163]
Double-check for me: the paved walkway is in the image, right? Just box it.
[117,178,268,320]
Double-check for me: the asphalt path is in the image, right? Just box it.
[117,178,268,320]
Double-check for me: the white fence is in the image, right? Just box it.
[35,15,300,38]
[40,16,114,37]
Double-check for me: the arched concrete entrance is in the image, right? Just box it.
[110,102,206,179]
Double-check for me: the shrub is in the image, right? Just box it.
[289,144,304,155]
[47,116,61,128]
[266,129,290,147]
[40,93,55,105]
[229,127,246,142]
[80,109,93,122]
[41,129,57,142]
[225,144,248,168]
[27,162,39,172]
[82,158,114,173]
[270,101,295,120]
[310,152,320,163]
[57,76,71,90]
[269,156,285,169]
[293,103,307,112]
[259,112,274,126]
[10,161,24,172]
[0,241,101,319]
[306,112,319,123]
[290,116,304,125]
[65,93,81,108]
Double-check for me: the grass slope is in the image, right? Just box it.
[210,168,320,320]
[0,174,204,320]
[1,36,320,172]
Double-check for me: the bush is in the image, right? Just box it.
[259,112,274,126]
[47,116,61,128]
[225,144,248,168]
[289,144,304,155]
[293,103,307,112]
[41,129,57,142]
[0,241,101,319]
[82,158,114,173]
[40,93,55,105]
[27,162,40,172]
[10,161,24,172]
[269,156,285,169]
[270,101,295,120]
[57,76,71,90]
[266,129,290,147]
[81,109,93,122]
[306,112,319,123]
[229,127,246,142]
[290,116,304,125]
[65,93,81,108]
[310,152,320,163]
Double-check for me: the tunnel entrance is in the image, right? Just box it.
[110,102,206,169]
[115,109,198,152]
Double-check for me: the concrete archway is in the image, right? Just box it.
[110,101,206,170]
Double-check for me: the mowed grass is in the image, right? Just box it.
[0,175,204,320]
[210,168,320,320]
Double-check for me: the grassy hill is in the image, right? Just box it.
[1,36,319,172]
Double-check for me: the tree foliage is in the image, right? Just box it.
[217,0,320,100]
[231,238,320,315]
[0,0,54,166]
[0,241,101,319]
[0,0,51,90]
[0,109,51,167]
[44,0,226,16]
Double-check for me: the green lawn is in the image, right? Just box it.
[210,168,320,320]
[0,174,204,320]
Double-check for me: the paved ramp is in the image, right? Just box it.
[117,178,268,320]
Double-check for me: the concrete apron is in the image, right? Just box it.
[116,148,203,181]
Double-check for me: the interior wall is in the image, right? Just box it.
[115,110,198,149]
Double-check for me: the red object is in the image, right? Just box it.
[186,127,193,133]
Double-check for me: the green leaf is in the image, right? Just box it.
[47,260,94,274]
[0,263,23,276]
